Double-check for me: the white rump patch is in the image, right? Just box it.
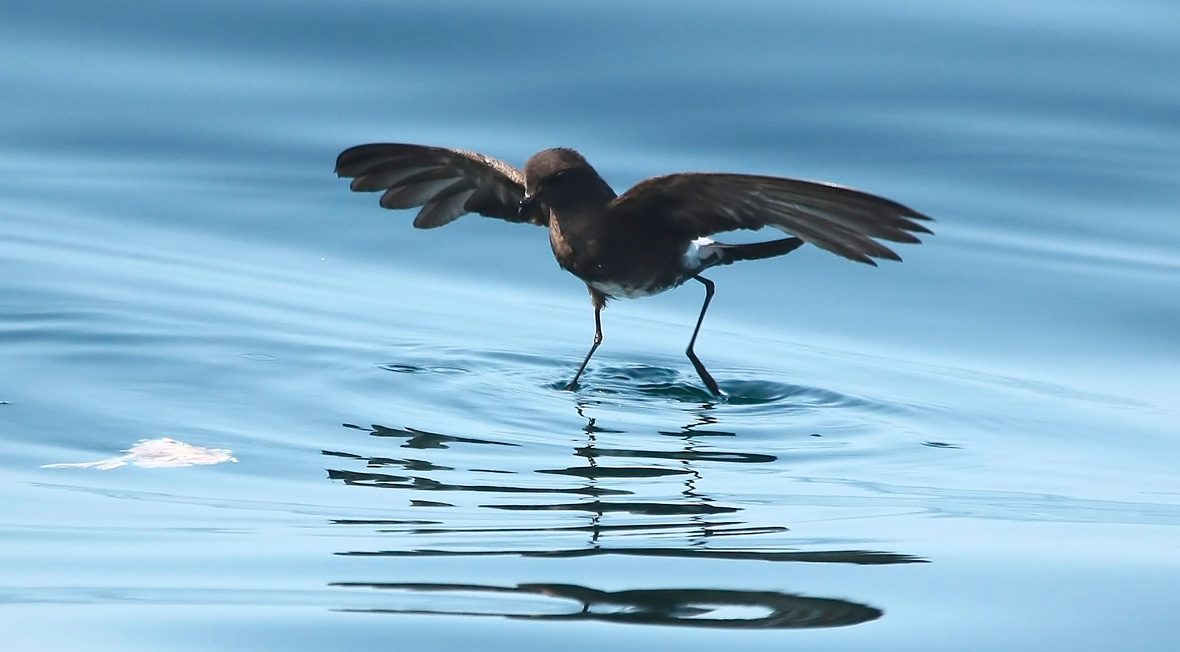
[42,438,238,470]
[681,237,720,271]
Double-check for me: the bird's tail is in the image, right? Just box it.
[714,237,804,266]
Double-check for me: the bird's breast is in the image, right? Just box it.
[549,213,698,299]
[548,217,576,269]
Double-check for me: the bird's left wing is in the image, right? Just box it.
[335,143,545,227]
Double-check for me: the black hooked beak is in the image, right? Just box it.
[518,192,538,218]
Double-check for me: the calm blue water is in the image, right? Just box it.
[3,1,1179,649]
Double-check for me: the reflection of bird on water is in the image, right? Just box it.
[332,581,884,629]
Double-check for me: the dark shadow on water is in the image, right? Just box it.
[377,362,470,375]
[336,520,785,536]
[537,465,692,478]
[332,581,883,629]
[572,446,776,465]
[341,422,519,449]
[324,467,632,497]
[487,500,737,515]
[338,546,925,565]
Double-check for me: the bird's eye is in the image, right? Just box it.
[550,170,569,183]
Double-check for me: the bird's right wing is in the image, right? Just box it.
[335,143,545,227]
[611,173,932,265]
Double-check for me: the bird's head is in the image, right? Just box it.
[519,148,611,217]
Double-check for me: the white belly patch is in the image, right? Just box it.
[588,280,660,299]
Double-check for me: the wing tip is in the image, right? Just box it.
[908,218,935,234]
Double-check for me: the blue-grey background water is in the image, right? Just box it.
[3,1,1178,649]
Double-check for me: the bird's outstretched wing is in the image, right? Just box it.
[611,173,932,264]
[335,143,544,227]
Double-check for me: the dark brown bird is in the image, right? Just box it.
[335,143,932,395]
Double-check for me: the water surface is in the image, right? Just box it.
[3,1,1179,650]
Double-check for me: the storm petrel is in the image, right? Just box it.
[335,144,931,395]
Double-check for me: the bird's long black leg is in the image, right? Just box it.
[566,293,605,391]
[687,275,721,395]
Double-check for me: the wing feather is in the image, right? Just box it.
[611,173,932,264]
[335,143,543,227]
